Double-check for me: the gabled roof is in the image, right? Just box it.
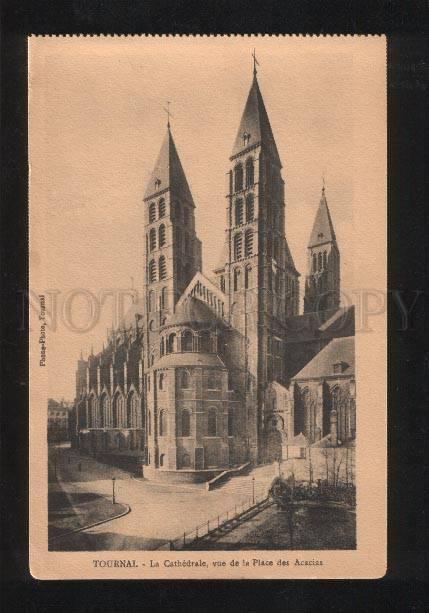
[231,75,281,166]
[308,188,337,248]
[292,336,355,381]
[165,296,218,327]
[144,127,194,203]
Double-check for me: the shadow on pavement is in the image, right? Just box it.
[49,531,168,551]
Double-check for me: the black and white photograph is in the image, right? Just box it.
[29,35,386,579]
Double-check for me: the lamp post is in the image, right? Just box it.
[112,476,116,504]
[252,476,255,504]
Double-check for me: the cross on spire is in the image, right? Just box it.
[322,175,326,194]
[252,48,259,77]
[163,101,173,128]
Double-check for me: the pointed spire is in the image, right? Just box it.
[308,184,337,248]
[144,126,194,204]
[163,101,173,130]
[231,71,280,164]
[90,344,94,356]
[252,48,259,78]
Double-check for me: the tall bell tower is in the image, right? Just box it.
[143,123,202,367]
[304,185,340,314]
[214,62,299,462]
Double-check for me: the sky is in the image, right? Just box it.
[29,36,386,400]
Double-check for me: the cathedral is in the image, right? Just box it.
[71,66,356,481]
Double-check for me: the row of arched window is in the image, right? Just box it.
[233,157,254,193]
[149,224,167,252]
[153,407,221,438]
[149,198,166,224]
[232,264,253,292]
[87,392,141,429]
[233,229,254,260]
[148,287,168,312]
[234,194,254,226]
[312,251,328,273]
[159,329,215,356]
[148,256,167,283]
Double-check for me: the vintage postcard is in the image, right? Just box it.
[29,35,386,579]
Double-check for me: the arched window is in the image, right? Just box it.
[246,193,254,222]
[159,255,167,280]
[158,198,166,218]
[149,319,155,332]
[88,395,96,428]
[245,229,253,257]
[234,164,243,192]
[148,290,155,312]
[200,330,211,353]
[234,233,243,260]
[160,286,168,310]
[160,337,165,356]
[208,408,217,436]
[244,230,253,257]
[228,409,234,436]
[318,252,323,272]
[220,275,225,293]
[149,202,156,223]
[167,333,176,353]
[181,370,190,388]
[245,265,252,289]
[148,410,152,435]
[233,268,241,292]
[150,352,155,367]
[209,371,222,389]
[149,259,156,283]
[159,372,165,390]
[159,409,167,436]
[235,199,244,226]
[181,409,191,437]
[312,253,317,272]
[184,208,189,226]
[112,393,124,428]
[323,251,327,269]
[245,157,254,187]
[159,453,165,467]
[127,391,138,428]
[149,228,156,251]
[100,393,108,428]
[158,224,166,247]
[182,330,193,352]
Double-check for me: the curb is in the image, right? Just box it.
[48,504,131,542]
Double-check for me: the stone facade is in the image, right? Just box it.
[72,68,356,480]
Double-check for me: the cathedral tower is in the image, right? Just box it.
[215,66,299,462]
[143,125,202,367]
[304,185,340,314]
